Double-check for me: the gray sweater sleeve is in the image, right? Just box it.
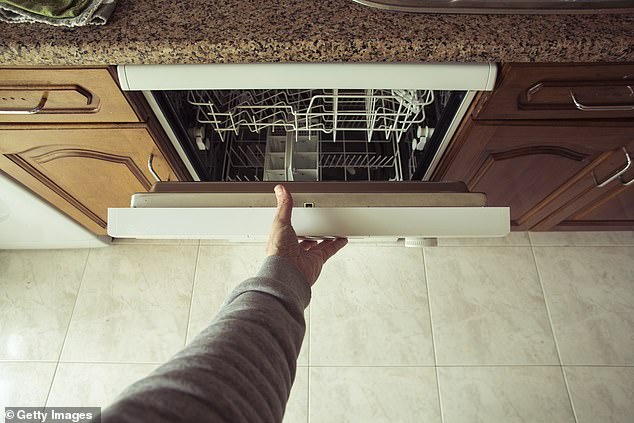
[99,255,310,423]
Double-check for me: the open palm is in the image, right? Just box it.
[267,185,347,286]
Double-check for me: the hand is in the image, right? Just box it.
[267,185,348,286]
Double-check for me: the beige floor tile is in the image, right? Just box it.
[529,231,634,246]
[438,366,575,423]
[187,245,265,339]
[437,232,530,246]
[565,366,634,423]
[534,247,634,365]
[0,250,88,360]
[47,363,158,408]
[0,362,56,408]
[199,239,267,245]
[310,367,439,423]
[45,362,304,420]
[111,238,199,246]
[310,246,433,366]
[61,245,198,363]
[425,247,558,365]
[283,366,308,423]
[188,245,309,365]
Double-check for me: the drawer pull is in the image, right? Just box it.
[594,147,632,188]
[0,91,48,115]
[0,85,99,115]
[148,154,162,182]
[620,170,634,186]
[571,90,634,112]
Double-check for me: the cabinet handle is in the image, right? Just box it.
[148,154,162,182]
[593,147,632,188]
[620,172,634,186]
[570,91,634,112]
[0,92,48,114]
[0,85,100,114]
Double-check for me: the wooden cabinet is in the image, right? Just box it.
[436,119,634,229]
[0,68,140,123]
[474,64,634,121]
[0,126,175,234]
[561,184,634,230]
[0,67,189,236]
[435,63,634,231]
[533,140,634,231]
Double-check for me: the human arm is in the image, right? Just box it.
[98,185,346,423]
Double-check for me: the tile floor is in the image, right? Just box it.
[1,231,633,423]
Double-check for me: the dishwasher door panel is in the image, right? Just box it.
[108,181,510,239]
[108,207,509,239]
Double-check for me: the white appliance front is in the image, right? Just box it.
[108,206,510,240]
[117,63,496,91]
[108,182,509,240]
[110,63,508,241]
[0,173,108,249]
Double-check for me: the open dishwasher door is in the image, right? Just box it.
[107,182,509,240]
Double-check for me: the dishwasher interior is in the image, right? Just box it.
[153,88,465,182]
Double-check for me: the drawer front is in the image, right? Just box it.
[0,68,140,123]
[475,64,634,121]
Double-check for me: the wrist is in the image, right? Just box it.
[259,255,311,308]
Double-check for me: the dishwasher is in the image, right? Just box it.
[109,63,509,241]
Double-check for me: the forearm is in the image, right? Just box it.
[99,256,310,423]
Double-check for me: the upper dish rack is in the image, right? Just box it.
[187,89,434,143]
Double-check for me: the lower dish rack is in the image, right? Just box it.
[163,88,451,182]
[220,127,407,182]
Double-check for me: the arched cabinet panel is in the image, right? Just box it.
[0,127,174,234]
[435,120,634,230]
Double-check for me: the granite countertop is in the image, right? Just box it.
[1,0,633,65]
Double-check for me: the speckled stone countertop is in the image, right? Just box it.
[1,0,633,64]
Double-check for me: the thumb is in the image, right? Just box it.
[274,185,293,225]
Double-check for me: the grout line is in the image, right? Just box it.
[422,248,445,423]
[27,362,627,368]
[284,364,578,368]
[530,244,579,423]
[527,231,634,248]
[435,244,532,248]
[52,360,164,365]
[111,240,201,246]
[43,248,91,407]
[543,364,634,367]
[303,365,439,368]
[530,244,634,248]
[184,243,202,346]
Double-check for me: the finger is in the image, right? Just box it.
[314,237,348,261]
[299,240,318,251]
[274,184,293,226]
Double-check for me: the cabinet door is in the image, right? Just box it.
[434,119,634,230]
[0,126,176,235]
[474,64,634,121]
[534,141,634,231]
[0,68,140,124]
